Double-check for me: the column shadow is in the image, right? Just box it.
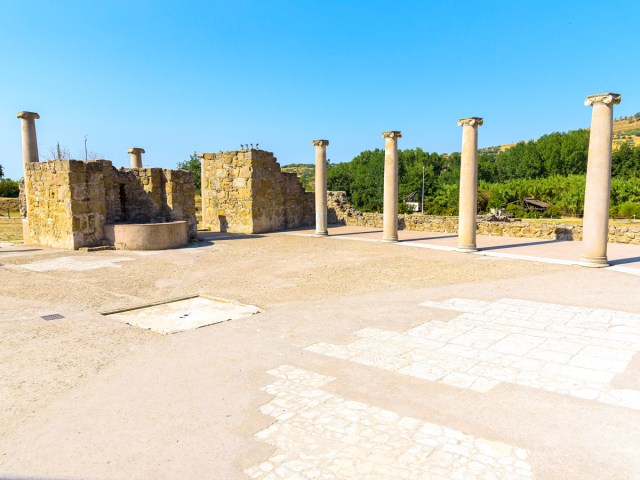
[609,256,640,266]
[328,230,383,237]
[399,234,457,242]
[477,239,568,251]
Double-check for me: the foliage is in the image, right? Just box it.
[177,152,201,194]
[326,126,640,218]
[0,178,20,197]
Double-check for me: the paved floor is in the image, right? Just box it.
[281,225,640,274]
[1,233,640,479]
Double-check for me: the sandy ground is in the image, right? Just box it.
[1,231,640,479]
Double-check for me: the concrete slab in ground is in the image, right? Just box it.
[103,296,261,334]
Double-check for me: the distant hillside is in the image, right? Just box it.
[480,113,640,155]
[612,114,640,149]
[281,163,315,191]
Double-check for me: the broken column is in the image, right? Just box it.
[457,117,483,252]
[128,147,145,168]
[17,111,40,165]
[580,93,621,267]
[312,139,329,236]
[382,131,402,242]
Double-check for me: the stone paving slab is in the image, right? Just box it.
[246,365,532,480]
[11,255,135,271]
[307,297,640,410]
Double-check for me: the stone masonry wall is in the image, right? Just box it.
[24,160,90,249]
[23,160,197,249]
[327,191,640,245]
[200,149,314,234]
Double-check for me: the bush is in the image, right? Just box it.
[398,202,416,214]
[0,179,20,197]
[617,201,640,218]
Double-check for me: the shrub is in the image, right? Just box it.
[0,179,20,197]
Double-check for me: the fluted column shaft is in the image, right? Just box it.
[312,139,329,236]
[580,93,621,267]
[382,131,402,242]
[457,117,483,252]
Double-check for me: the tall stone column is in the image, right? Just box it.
[17,111,40,245]
[128,147,145,168]
[457,117,483,252]
[580,93,621,267]
[312,139,329,236]
[17,111,40,165]
[382,131,402,242]
[200,153,207,230]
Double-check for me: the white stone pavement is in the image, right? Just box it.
[307,298,640,410]
[246,365,532,480]
[13,256,134,271]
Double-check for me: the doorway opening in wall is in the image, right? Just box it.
[119,184,127,220]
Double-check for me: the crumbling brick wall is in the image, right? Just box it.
[200,149,314,234]
[22,160,197,249]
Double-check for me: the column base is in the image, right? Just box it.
[314,231,328,237]
[456,244,477,253]
[578,256,609,268]
[382,237,398,243]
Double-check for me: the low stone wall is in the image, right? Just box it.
[104,221,189,250]
[327,191,640,245]
[200,149,314,234]
[23,160,197,249]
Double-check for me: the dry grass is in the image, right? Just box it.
[0,217,23,242]
[613,116,640,134]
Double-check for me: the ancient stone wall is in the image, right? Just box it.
[327,191,640,245]
[23,160,197,249]
[200,149,314,234]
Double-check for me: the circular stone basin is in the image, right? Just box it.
[103,221,188,250]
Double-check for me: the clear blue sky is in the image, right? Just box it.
[1,0,639,180]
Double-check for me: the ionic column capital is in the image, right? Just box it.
[458,117,484,127]
[584,93,621,107]
[312,139,329,147]
[127,147,145,155]
[382,131,402,139]
[17,111,40,120]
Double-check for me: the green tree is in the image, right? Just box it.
[177,152,201,194]
[0,178,20,197]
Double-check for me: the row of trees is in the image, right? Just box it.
[0,164,20,197]
[327,128,640,217]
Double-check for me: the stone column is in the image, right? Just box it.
[382,131,402,242]
[128,147,145,168]
[312,139,329,236]
[580,93,621,267]
[17,111,40,245]
[457,117,483,252]
[17,111,40,165]
[199,153,207,230]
